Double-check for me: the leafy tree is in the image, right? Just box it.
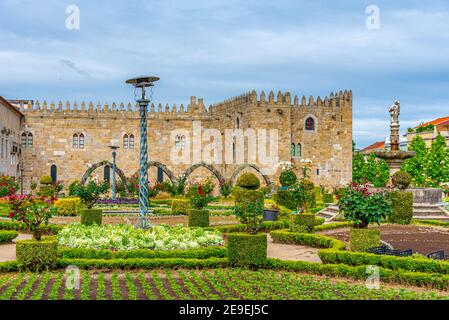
[425,134,449,186]
[352,153,389,187]
[352,153,365,183]
[72,181,109,209]
[401,135,428,186]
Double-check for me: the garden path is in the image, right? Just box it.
[267,235,322,263]
[0,233,33,262]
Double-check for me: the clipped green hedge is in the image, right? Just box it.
[290,214,315,233]
[274,190,297,210]
[265,258,449,291]
[0,221,63,234]
[349,228,380,252]
[389,191,413,224]
[270,229,346,250]
[58,246,227,260]
[16,238,58,272]
[318,249,449,275]
[232,187,264,207]
[57,257,228,270]
[54,197,84,216]
[81,209,102,226]
[0,230,18,244]
[413,219,449,228]
[323,193,334,204]
[171,199,190,215]
[236,173,260,190]
[227,233,267,268]
[188,209,210,227]
[212,220,290,233]
[314,221,351,232]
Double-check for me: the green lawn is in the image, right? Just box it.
[0,269,446,300]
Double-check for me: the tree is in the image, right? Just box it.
[425,134,449,186]
[401,135,427,186]
[352,153,389,187]
[352,153,365,183]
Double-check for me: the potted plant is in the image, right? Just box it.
[263,203,279,221]
[186,183,213,227]
[338,182,392,251]
[8,194,58,271]
[72,180,109,225]
[229,199,267,268]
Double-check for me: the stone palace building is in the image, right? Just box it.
[0,89,353,192]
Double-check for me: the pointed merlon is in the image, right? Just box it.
[158,103,162,112]
[50,101,55,110]
[324,97,329,107]
[150,103,155,112]
[317,96,322,106]
[308,96,314,106]
[301,96,306,106]
[284,92,291,105]
[104,102,109,112]
[120,102,125,111]
[112,102,117,111]
[277,91,283,103]
[58,101,63,110]
[165,103,170,113]
[81,101,86,111]
[74,101,78,110]
[268,91,275,104]
[180,104,185,113]
[88,102,94,111]
[127,102,132,112]
[260,91,266,103]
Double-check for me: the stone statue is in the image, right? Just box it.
[389,100,400,125]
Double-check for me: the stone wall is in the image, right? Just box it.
[0,99,23,178]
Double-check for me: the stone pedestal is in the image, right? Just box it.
[372,150,416,177]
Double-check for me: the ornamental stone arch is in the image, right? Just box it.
[182,162,226,185]
[148,161,177,183]
[80,160,127,185]
[230,163,272,186]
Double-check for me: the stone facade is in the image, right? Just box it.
[14,89,352,191]
[0,97,23,178]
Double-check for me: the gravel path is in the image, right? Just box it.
[267,235,321,263]
[0,233,33,262]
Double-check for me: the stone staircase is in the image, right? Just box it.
[317,203,449,222]
[316,204,341,222]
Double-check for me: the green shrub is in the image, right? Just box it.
[279,170,297,187]
[81,209,102,226]
[54,197,84,216]
[37,185,56,197]
[213,220,290,233]
[274,190,297,210]
[314,221,351,232]
[227,233,267,268]
[188,209,210,227]
[0,220,63,234]
[392,171,412,190]
[389,191,413,224]
[232,186,264,206]
[270,230,346,250]
[68,180,80,196]
[0,230,18,243]
[171,199,190,215]
[323,193,334,204]
[236,173,260,190]
[349,227,380,251]
[40,175,53,185]
[16,238,58,272]
[314,217,325,226]
[290,214,316,233]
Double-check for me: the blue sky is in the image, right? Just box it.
[0,0,448,148]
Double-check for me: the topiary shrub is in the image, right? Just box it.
[290,214,316,233]
[232,186,264,207]
[40,175,53,185]
[388,191,413,224]
[323,193,334,204]
[236,173,260,190]
[188,209,210,227]
[54,198,84,216]
[391,171,412,190]
[279,170,297,187]
[227,233,267,268]
[274,190,297,210]
[16,238,58,271]
[171,199,190,215]
[0,230,18,244]
[80,209,102,226]
[349,227,380,251]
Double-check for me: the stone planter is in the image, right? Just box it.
[263,209,279,221]
[408,188,443,204]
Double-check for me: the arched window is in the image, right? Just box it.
[305,117,315,131]
[175,135,186,150]
[50,165,57,183]
[21,132,33,148]
[79,133,85,149]
[290,143,295,157]
[129,134,135,149]
[21,133,27,148]
[104,165,110,183]
[123,134,129,149]
[73,133,79,149]
[236,117,240,129]
[27,132,33,148]
[296,143,302,157]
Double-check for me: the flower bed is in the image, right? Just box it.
[57,223,224,251]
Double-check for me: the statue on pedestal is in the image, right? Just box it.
[389,100,400,126]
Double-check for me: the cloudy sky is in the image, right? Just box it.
[0,0,448,148]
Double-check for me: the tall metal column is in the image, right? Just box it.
[108,145,120,200]
[126,75,159,229]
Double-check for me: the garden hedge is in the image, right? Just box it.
[314,221,351,232]
[0,221,62,234]
[265,258,449,291]
[270,230,346,250]
[413,219,449,228]
[54,197,84,216]
[323,193,334,204]
[81,209,102,226]
[290,214,315,233]
[58,246,227,260]
[171,199,190,215]
[0,230,18,244]
[57,257,228,270]
[212,220,290,233]
[318,249,449,275]
[236,173,260,190]
[16,238,58,272]
[274,190,297,210]
[388,191,413,224]
[227,233,267,268]
[349,227,380,252]
[188,209,210,227]
[232,187,264,207]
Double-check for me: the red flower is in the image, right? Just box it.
[9,211,14,218]
[198,185,205,195]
